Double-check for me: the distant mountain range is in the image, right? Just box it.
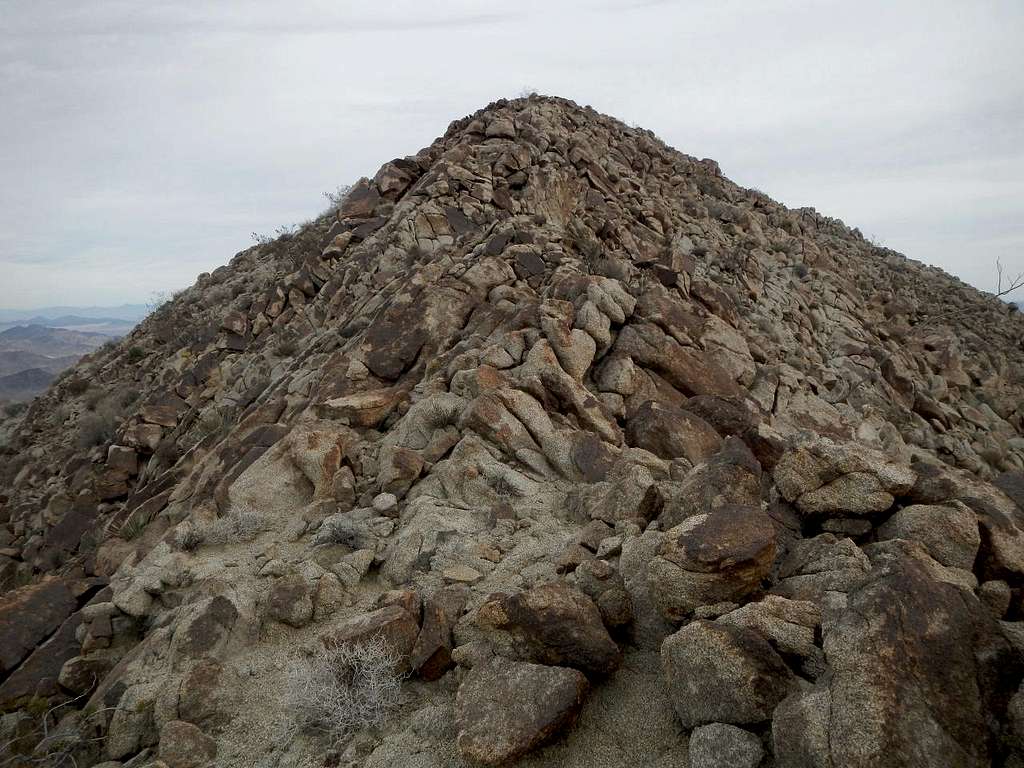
[0,349,79,378]
[0,367,55,402]
[0,304,147,402]
[0,304,148,323]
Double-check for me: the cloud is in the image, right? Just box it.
[1,0,1022,308]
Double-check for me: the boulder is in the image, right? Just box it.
[876,502,980,569]
[717,595,822,675]
[321,604,420,672]
[773,556,1017,767]
[689,722,765,768]
[410,587,467,681]
[661,620,796,728]
[0,608,84,708]
[648,504,776,620]
[774,437,916,517]
[573,559,633,628]
[625,400,722,463]
[956,484,1024,580]
[476,583,622,675]
[773,534,871,601]
[994,471,1024,512]
[455,658,587,765]
[158,720,217,768]
[654,438,762,529]
[268,574,314,628]
[619,530,677,650]
[0,578,77,676]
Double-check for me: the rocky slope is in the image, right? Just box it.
[2,94,1024,768]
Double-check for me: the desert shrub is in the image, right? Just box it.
[3,402,27,418]
[202,502,267,546]
[83,387,107,411]
[252,224,300,245]
[127,346,146,363]
[284,636,403,745]
[273,331,300,357]
[321,184,353,215]
[76,406,117,448]
[117,508,151,541]
[172,520,204,551]
[490,474,520,498]
[65,377,90,396]
[118,387,141,408]
[193,408,229,443]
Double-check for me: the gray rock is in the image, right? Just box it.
[689,723,764,768]
[158,720,217,768]
[717,595,823,676]
[876,502,979,569]
[978,579,1011,619]
[660,620,796,728]
[774,437,916,517]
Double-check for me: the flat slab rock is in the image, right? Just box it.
[456,658,588,765]
[0,577,77,675]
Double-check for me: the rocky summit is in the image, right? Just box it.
[1,94,1024,768]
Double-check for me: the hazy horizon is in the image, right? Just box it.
[2,1,1022,309]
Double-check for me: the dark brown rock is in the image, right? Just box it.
[321,604,420,672]
[774,556,1017,767]
[650,504,776,620]
[411,587,467,681]
[455,658,587,766]
[0,578,77,676]
[268,574,313,628]
[0,607,83,708]
[625,399,722,463]
[476,582,622,675]
[339,178,381,219]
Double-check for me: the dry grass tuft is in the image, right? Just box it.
[284,635,403,745]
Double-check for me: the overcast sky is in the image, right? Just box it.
[1,0,1022,309]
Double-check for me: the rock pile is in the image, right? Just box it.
[2,94,1024,767]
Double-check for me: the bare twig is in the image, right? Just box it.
[996,256,1024,299]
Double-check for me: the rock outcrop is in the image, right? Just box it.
[1,93,1024,767]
